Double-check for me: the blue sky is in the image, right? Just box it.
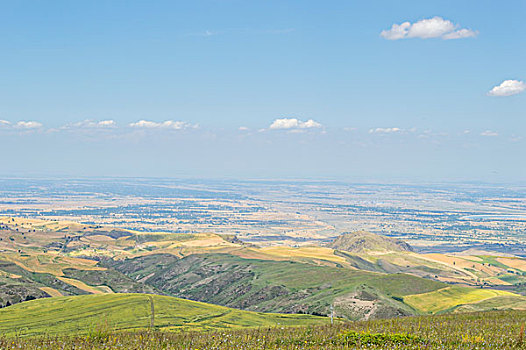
[0,1,524,181]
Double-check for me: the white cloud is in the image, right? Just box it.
[480,130,499,137]
[97,120,116,127]
[442,28,478,40]
[407,17,455,39]
[65,120,116,129]
[238,126,249,131]
[0,120,42,130]
[269,118,322,130]
[130,120,197,130]
[381,17,477,40]
[15,121,43,129]
[381,22,412,40]
[488,80,526,97]
[369,127,402,134]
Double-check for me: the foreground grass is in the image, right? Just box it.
[3,310,526,349]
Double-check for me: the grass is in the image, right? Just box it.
[56,277,112,294]
[258,246,349,265]
[38,286,63,297]
[454,295,526,313]
[3,309,526,349]
[0,293,328,337]
[404,285,518,314]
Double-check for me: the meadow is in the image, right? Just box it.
[2,309,526,349]
[0,294,327,337]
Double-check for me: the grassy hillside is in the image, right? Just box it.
[3,309,526,349]
[0,293,328,337]
[104,253,445,320]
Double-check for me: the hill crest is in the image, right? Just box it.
[327,231,413,253]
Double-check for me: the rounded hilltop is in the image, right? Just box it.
[327,231,413,253]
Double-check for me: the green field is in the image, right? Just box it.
[3,308,526,349]
[454,295,526,313]
[404,285,518,314]
[0,293,328,337]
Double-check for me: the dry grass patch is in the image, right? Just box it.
[259,246,348,264]
[497,257,526,271]
[57,277,113,294]
[39,287,63,297]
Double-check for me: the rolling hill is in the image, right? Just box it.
[327,231,413,253]
[103,252,445,320]
[0,293,328,337]
[3,216,526,322]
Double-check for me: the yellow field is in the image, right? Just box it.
[497,257,526,271]
[0,252,106,277]
[259,246,348,264]
[423,253,498,275]
[404,286,517,314]
[56,277,113,294]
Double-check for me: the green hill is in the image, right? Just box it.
[104,253,445,320]
[327,231,413,253]
[0,293,328,337]
[4,216,526,323]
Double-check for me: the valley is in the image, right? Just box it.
[2,212,526,322]
[1,178,526,342]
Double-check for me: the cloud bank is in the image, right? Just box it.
[15,121,43,129]
[64,120,116,129]
[269,118,322,130]
[381,17,478,40]
[488,80,525,97]
[480,130,499,137]
[0,120,43,129]
[130,120,197,130]
[369,127,402,134]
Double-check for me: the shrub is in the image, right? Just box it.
[338,330,424,346]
